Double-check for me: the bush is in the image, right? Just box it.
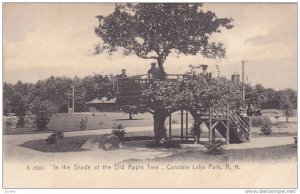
[31,100,58,130]
[89,107,97,116]
[205,140,225,155]
[79,117,88,130]
[46,129,64,144]
[260,124,272,135]
[120,105,145,120]
[17,116,25,127]
[111,124,126,141]
[103,134,120,150]
[251,116,272,127]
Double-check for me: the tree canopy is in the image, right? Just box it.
[143,66,242,115]
[95,3,233,73]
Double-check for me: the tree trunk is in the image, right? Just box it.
[129,113,133,120]
[153,112,168,143]
[157,57,167,78]
[189,110,201,143]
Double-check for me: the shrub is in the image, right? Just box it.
[274,115,280,122]
[46,129,64,144]
[31,99,58,130]
[111,124,126,141]
[260,124,272,135]
[251,116,271,127]
[103,134,120,150]
[120,105,145,120]
[89,107,97,116]
[17,116,25,127]
[79,117,88,130]
[205,140,225,155]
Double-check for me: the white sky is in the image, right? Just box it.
[3,3,297,90]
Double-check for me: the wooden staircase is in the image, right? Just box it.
[209,106,251,144]
[114,75,252,144]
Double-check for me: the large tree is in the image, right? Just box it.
[94,3,233,142]
[278,89,297,122]
[143,66,242,142]
[95,3,233,74]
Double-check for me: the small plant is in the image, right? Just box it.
[111,124,126,141]
[79,117,88,130]
[205,140,225,155]
[251,116,272,127]
[46,129,64,144]
[260,123,272,135]
[274,115,280,122]
[89,107,96,116]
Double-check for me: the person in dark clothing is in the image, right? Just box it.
[148,62,160,80]
[148,62,166,80]
[118,69,127,79]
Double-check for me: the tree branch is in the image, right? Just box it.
[135,51,158,59]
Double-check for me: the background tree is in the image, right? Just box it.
[31,99,58,130]
[278,89,297,122]
[3,83,15,114]
[120,104,146,120]
[95,3,233,142]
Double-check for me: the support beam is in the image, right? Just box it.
[181,109,184,142]
[226,120,230,145]
[212,124,216,142]
[186,110,188,141]
[209,106,212,143]
[248,117,251,142]
[226,106,230,145]
[169,114,172,140]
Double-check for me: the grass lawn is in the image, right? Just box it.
[143,144,297,163]
[6,111,194,135]
[20,130,297,163]
[20,131,154,153]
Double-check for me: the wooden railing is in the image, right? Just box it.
[114,74,188,94]
[211,106,250,140]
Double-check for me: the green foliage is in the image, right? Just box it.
[95,3,233,73]
[31,100,58,130]
[3,99,13,115]
[143,70,242,111]
[251,116,272,127]
[260,124,272,135]
[79,117,88,130]
[111,124,126,141]
[205,140,225,155]
[120,105,145,120]
[46,130,64,144]
[278,89,297,122]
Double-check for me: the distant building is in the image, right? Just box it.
[85,97,119,112]
[231,71,240,85]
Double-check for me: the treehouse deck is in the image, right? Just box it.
[114,74,251,144]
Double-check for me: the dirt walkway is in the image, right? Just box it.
[3,125,296,164]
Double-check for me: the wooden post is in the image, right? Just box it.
[186,110,188,141]
[212,124,216,142]
[169,114,172,140]
[226,106,230,145]
[181,109,184,142]
[248,117,251,142]
[209,106,212,143]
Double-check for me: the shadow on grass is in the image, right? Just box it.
[112,118,144,121]
[20,134,154,153]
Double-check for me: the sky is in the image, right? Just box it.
[3,3,297,90]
